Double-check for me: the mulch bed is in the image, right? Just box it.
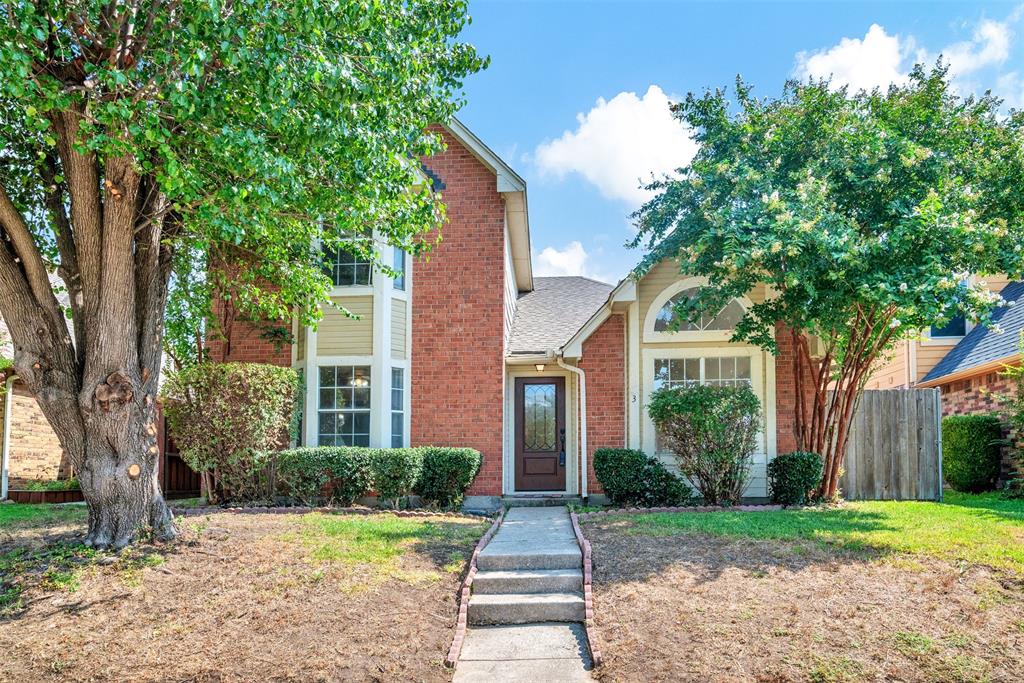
[583,517,1024,683]
[0,511,484,682]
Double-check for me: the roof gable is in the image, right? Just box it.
[920,281,1024,384]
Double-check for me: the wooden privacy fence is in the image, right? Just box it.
[838,389,943,501]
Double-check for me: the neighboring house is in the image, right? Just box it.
[216,120,808,508]
[1,300,73,498]
[867,279,1023,481]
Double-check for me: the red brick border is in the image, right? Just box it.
[569,511,603,667]
[170,504,490,522]
[444,506,506,668]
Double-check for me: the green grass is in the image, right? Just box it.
[0,502,87,529]
[297,513,484,566]
[605,492,1024,574]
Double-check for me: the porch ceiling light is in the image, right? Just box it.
[535,363,545,372]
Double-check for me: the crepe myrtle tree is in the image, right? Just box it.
[0,0,485,548]
[632,65,1024,501]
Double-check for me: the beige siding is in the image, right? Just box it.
[391,297,407,359]
[637,258,766,332]
[317,296,373,356]
[915,342,957,382]
[865,340,909,389]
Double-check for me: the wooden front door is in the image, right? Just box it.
[514,376,566,492]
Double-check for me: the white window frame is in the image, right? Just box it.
[641,346,773,470]
[643,277,754,344]
[316,358,374,447]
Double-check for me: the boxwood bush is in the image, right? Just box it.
[767,451,823,506]
[370,448,424,509]
[276,447,373,506]
[593,448,694,507]
[416,447,482,509]
[942,414,1004,493]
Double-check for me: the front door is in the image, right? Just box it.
[514,376,566,492]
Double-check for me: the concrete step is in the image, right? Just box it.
[473,569,583,595]
[502,496,582,507]
[468,592,586,625]
[476,547,582,571]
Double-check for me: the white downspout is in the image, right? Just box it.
[1,375,16,501]
[556,355,587,501]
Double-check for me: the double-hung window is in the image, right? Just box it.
[391,368,405,448]
[318,366,371,446]
[393,248,406,291]
[322,232,373,287]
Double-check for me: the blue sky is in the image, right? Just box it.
[455,1,1024,284]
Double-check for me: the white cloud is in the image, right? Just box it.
[997,72,1024,109]
[794,24,912,92]
[533,85,698,206]
[794,9,1021,94]
[533,241,612,282]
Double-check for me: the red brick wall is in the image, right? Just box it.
[3,382,72,487]
[578,315,626,495]
[774,323,819,455]
[939,372,1022,481]
[206,297,291,366]
[411,126,507,497]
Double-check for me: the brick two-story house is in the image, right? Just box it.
[208,119,809,509]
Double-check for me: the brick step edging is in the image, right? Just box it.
[568,511,603,667]
[444,506,506,668]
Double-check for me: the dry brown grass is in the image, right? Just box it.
[584,516,1024,683]
[0,509,486,682]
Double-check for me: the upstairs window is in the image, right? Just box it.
[654,288,745,332]
[393,248,406,291]
[930,313,967,339]
[322,245,372,287]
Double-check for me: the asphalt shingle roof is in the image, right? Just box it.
[508,276,613,355]
[921,281,1024,383]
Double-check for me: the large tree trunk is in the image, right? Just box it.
[0,138,178,549]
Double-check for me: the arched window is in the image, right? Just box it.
[654,288,745,333]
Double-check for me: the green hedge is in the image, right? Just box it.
[942,414,1004,493]
[370,448,424,509]
[416,447,482,509]
[767,451,823,506]
[593,447,694,507]
[276,447,373,506]
[274,446,481,509]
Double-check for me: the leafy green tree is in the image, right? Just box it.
[632,66,1024,500]
[0,0,484,548]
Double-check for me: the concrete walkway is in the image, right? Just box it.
[453,507,592,682]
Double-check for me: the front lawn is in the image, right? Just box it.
[0,504,487,682]
[584,493,1024,682]
[611,492,1024,574]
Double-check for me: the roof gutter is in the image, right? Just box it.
[1,374,16,501]
[556,355,588,501]
[916,353,1021,388]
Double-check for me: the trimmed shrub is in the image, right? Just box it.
[276,447,373,506]
[161,362,298,502]
[767,451,823,506]
[593,448,694,507]
[942,415,1003,493]
[416,447,482,509]
[648,384,762,506]
[370,448,423,509]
